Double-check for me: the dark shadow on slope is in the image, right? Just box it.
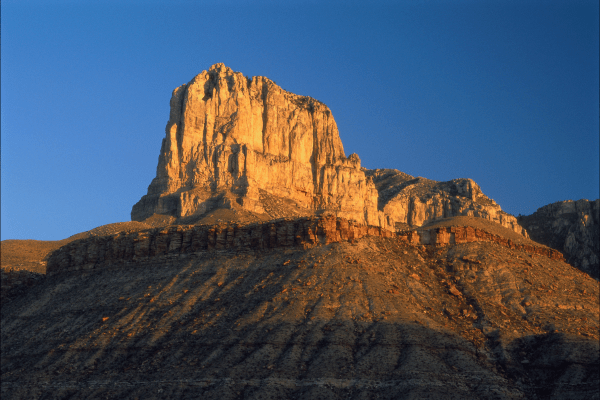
[2,248,599,400]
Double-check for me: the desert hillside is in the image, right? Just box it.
[2,65,598,400]
[2,215,599,399]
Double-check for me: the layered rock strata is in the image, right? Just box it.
[47,216,562,276]
[367,169,527,236]
[132,64,383,227]
[520,199,599,278]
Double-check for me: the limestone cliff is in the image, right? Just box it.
[520,199,599,279]
[132,64,383,227]
[132,64,525,236]
[367,169,527,236]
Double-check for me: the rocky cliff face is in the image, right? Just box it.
[46,216,561,277]
[367,169,527,236]
[132,64,525,236]
[520,199,599,279]
[132,64,383,227]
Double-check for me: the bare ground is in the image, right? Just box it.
[2,230,598,399]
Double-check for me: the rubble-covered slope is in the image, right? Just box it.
[2,218,598,399]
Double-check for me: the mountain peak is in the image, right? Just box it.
[132,65,526,236]
[131,64,380,226]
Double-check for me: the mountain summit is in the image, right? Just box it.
[132,63,383,227]
[132,64,525,235]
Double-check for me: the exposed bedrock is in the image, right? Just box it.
[132,64,383,227]
[520,199,599,279]
[131,64,525,235]
[47,216,561,277]
[366,169,527,236]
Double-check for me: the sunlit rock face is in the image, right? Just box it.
[132,64,384,227]
[366,169,528,236]
[132,64,526,235]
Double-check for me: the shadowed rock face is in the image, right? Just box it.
[520,199,599,279]
[2,228,598,399]
[132,64,384,228]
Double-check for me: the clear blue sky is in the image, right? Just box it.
[2,0,598,241]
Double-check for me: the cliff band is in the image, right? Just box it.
[47,216,561,277]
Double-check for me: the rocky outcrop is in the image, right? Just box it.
[132,65,528,236]
[520,199,599,279]
[47,216,562,276]
[1,268,45,303]
[367,169,527,236]
[132,64,383,227]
